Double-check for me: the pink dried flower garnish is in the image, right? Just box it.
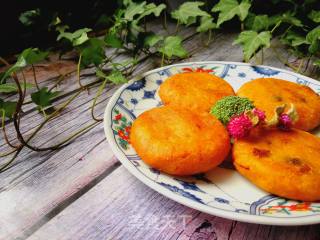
[278,113,292,130]
[252,108,266,121]
[227,114,253,139]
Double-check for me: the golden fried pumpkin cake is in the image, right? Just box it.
[130,106,231,175]
[159,72,235,113]
[233,127,320,201]
[237,78,320,131]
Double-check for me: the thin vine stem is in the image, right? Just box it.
[161,51,165,67]
[77,54,84,88]
[9,71,82,153]
[50,121,99,149]
[49,74,65,92]
[175,20,180,35]
[91,79,108,122]
[303,57,311,73]
[2,111,20,149]
[271,21,282,34]
[19,70,28,128]
[21,71,27,100]
[0,148,22,172]
[32,64,40,90]
[0,56,10,84]
[162,11,168,33]
[206,30,212,46]
[297,58,304,74]
[0,56,9,65]
[0,120,98,172]
[20,90,82,151]
[0,148,18,158]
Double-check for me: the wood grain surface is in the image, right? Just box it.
[0,20,319,240]
[28,167,320,240]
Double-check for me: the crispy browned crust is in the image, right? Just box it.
[233,127,320,201]
[159,72,235,113]
[130,106,231,176]
[237,78,320,131]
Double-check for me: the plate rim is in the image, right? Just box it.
[104,61,320,226]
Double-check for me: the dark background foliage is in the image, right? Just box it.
[1,0,119,56]
[0,0,319,57]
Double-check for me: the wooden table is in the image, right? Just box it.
[1,21,319,240]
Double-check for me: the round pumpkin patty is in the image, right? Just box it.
[159,72,235,113]
[237,78,320,131]
[130,106,231,176]
[233,127,320,201]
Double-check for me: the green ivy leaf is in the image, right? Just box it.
[171,2,210,26]
[136,3,166,21]
[196,16,217,32]
[313,59,320,67]
[269,12,303,28]
[19,9,40,26]
[80,38,106,67]
[96,68,107,80]
[112,58,138,69]
[57,28,92,46]
[31,87,60,108]
[123,0,133,7]
[306,27,320,54]
[49,16,62,29]
[144,34,163,47]
[129,19,144,37]
[233,30,271,62]
[0,82,33,93]
[0,99,17,119]
[212,0,251,27]
[109,1,166,47]
[308,10,320,23]
[1,48,48,84]
[0,72,7,84]
[97,69,128,84]
[245,14,269,32]
[159,36,188,59]
[124,1,146,21]
[17,48,49,66]
[107,70,128,84]
[104,33,123,48]
[281,30,307,47]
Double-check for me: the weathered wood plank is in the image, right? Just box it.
[0,138,119,239]
[28,166,320,240]
[229,221,320,240]
[0,23,200,239]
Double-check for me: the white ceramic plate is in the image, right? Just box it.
[104,61,320,226]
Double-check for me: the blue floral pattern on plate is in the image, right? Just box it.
[104,61,320,226]
[252,66,280,76]
[127,78,146,91]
